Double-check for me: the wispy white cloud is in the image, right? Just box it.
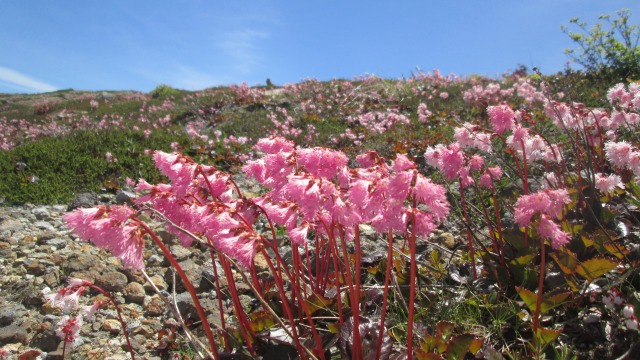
[171,65,232,90]
[217,29,269,75]
[0,65,58,93]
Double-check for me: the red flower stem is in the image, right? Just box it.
[473,181,501,265]
[329,237,345,327]
[62,336,67,359]
[460,184,477,280]
[258,247,310,359]
[337,227,361,360]
[407,213,418,360]
[375,230,394,360]
[219,256,256,354]
[353,226,364,360]
[137,221,219,359]
[209,249,231,352]
[533,238,546,337]
[491,189,506,266]
[89,285,137,360]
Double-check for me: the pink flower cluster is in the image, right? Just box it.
[245,136,450,244]
[63,206,145,269]
[346,109,410,134]
[513,189,571,249]
[604,141,640,179]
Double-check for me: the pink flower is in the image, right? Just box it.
[479,173,493,189]
[605,141,634,169]
[255,136,295,154]
[487,166,503,180]
[487,105,516,134]
[215,228,260,268]
[63,205,145,269]
[626,317,638,331]
[412,174,450,221]
[469,154,484,171]
[595,173,624,194]
[297,147,348,179]
[55,316,83,349]
[537,214,570,249]
[392,153,416,172]
[440,143,464,180]
[81,300,106,320]
[289,222,311,245]
[45,286,85,313]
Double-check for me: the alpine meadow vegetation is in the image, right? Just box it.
[2,8,640,360]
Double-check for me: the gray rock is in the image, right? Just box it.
[170,244,192,261]
[0,219,24,233]
[29,324,60,352]
[32,206,51,220]
[124,282,146,303]
[52,205,67,212]
[0,303,26,326]
[67,193,99,211]
[96,271,129,293]
[115,190,136,205]
[45,238,66,249]
[0,324,28,345]
[34,221,55,232]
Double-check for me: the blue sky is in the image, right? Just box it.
[1,1,639,93]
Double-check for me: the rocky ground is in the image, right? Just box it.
[0,171,464,360]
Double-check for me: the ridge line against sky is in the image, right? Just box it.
[1,1,639,94]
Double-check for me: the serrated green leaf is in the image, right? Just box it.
[576,257,618,281]
[445,334,474,360]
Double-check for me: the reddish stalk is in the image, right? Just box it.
[137,221,219,359]
[533,238,546,342]
[375,230,394,360]
[406,213,418,360]
[219,256,256,354]
[89,285,137,360]
[208,249,231,351]
[459,184,477,280]
[337,226,362,360]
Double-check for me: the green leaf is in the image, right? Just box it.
[516,287,537,313]
[533,326,562,348]
[550,250,579,275]
[576,257,618,281]
[445,334,474,360]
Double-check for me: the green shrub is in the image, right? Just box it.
[562,8,640,83]
[149,84,185,99]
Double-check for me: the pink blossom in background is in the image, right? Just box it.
[605,141,635,169]
[487,104,516,134]
[439,92,449,99]
[595,173,625,194]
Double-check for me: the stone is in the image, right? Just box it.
[433,232,456,249]
[96,271,128,293]
[33,221,55,232]
[102,319,122,334]
[115,191,135,206]
[144,295,165,316]
[0,303,26,326]
[124,282,146,303]
[29,325,60,352]
[0,324,28,345]
[67,193,99,211]
[169,244,192,261]
[144,274,168,292]
[32,206,51,220]
[26,260,46,276]
[0,219,24,233]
